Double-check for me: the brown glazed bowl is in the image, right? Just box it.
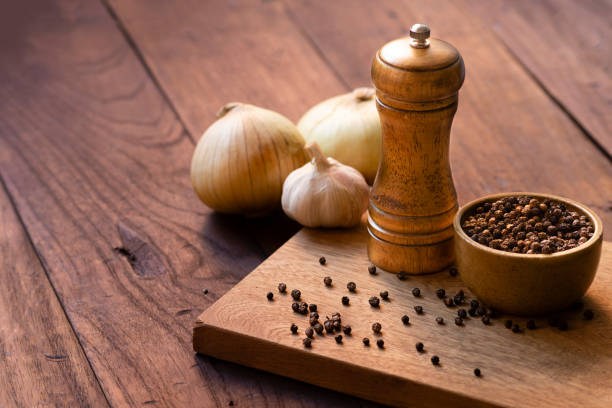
[453,192,603,316]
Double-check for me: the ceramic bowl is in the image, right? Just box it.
[453,192,603,316]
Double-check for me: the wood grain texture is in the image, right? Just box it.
[468,0,612,156]
[0,0,374,406]
[195,224,612,408]
[284,0,612,227]
[0,185,109,407]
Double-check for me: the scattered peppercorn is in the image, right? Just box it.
[291,302,299,313]
[290,323,298,334]
[449,267,458,277]
[343,325,352,335]
[412,288,421,297]
[583,309,594,320]
[443,297,454,307]
[414,305,423,314]
[476,306,487,317]
[203,289,208,295]
[229,401,234,406]
[303,338,312,348]
[363,337,370,346]
[380,290,389,300]
[368,265,377,275]
[278,283,286,293]
[313,323,324,335]
[319,256,326,265]
[431,355,440,365]
[309,312,319,326]
[474,368,481,377]
[512,324,521,333]
[526,320,536,330]
[401,315,410,325]
[436,316,444,325]
[461,195,594,254]
[291,289,301,300]
[470,299,479,309]
[436,288,446,299]
[369,296,380,308]
[558,320,568,331]
[457,308,467,319]
[341,296,350,305]
[455,317,463,326]
[397,271,407,280]
[305,327,314,339]
[468,308,477,317]
[453,295,463,305]
[372,322,382,334]
[377,339,384,348]
[309,304,317,312]
[481,316,490,325]
[324,276,332,286]
[298,302,308,315]
[266,292,274,301]
[504,319,513,329]
[335,335,343,344]
[324,319,334,334]
[416,342,424,352]
[347,282,357,292]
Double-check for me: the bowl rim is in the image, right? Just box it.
[453,192,603,259]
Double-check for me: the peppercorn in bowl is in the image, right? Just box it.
[453,192,603,316]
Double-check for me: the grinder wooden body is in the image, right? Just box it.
[368,26,465,274]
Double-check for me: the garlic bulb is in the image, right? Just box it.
[191,103,307,216]
[282,142,369,228]
[297,88,382,184]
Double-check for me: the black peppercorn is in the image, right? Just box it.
[449,267,458,277]
[290,323,298,334]
[369,296,380,308]
[455,317,463,326]
[457,309,467,319]
[474,368,481,377]
[343,325,352,335]
[526,320,536,330]
[504,319,513,329]
[412,288,421,297]
[414,305,423,314]
[347,282,357,292]
[309,304,317,312]
[324,319,334,334]
[401,315,410,325]
[431,355,440,365]
[278,283,286,293]
[363,337,370,346]
[291,302,299,313]
[436,316,444,325]
[397,271,407,280]
[443,297,454,307]
[203,289,208,295]
[583,309,594,320]
[305,327,314,339]
[291,289,301,301]
[377,339,384,348]
[298,302,308,315]
[481,316,490,325]
[512,324,521,333]
[372,322,382,334]
[436,288,445,299]
[309,314,319,326]
[324,276,332,286]
[332,320,341,332]
[266,292,274,301]
[303,338,312,348]
[476,306,487,317]
[470,299,479,309]
[380,290,389,300]
[468,308,477,317]
[453,295,463,305]
[416,342,424,352]
[368,265,377,275]
[313,322,324,335]
[335,334,343,344]
[341,296,350,305]
[558,320,568,331]
[331,312,341,323]
[319,256,326,265]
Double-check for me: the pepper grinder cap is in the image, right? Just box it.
[372,24,465,106]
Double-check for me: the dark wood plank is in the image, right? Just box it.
[0,185,109,407]
[283,0,612,229]
[0,0,376,406]
[468,0,612,156]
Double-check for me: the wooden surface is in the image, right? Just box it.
[195,225,612,408]
[0,0,610,406]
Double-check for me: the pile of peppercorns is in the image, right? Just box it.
[461,196,594,254]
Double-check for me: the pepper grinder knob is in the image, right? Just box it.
[409,23,430,48]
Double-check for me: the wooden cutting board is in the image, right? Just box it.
[194,225,612,408]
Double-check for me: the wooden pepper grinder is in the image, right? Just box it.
[368,24,465,274]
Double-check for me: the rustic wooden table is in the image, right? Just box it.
[0,1,610,407]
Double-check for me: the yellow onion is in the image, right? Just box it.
[297,88,381,184]
[191,103,307,216]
